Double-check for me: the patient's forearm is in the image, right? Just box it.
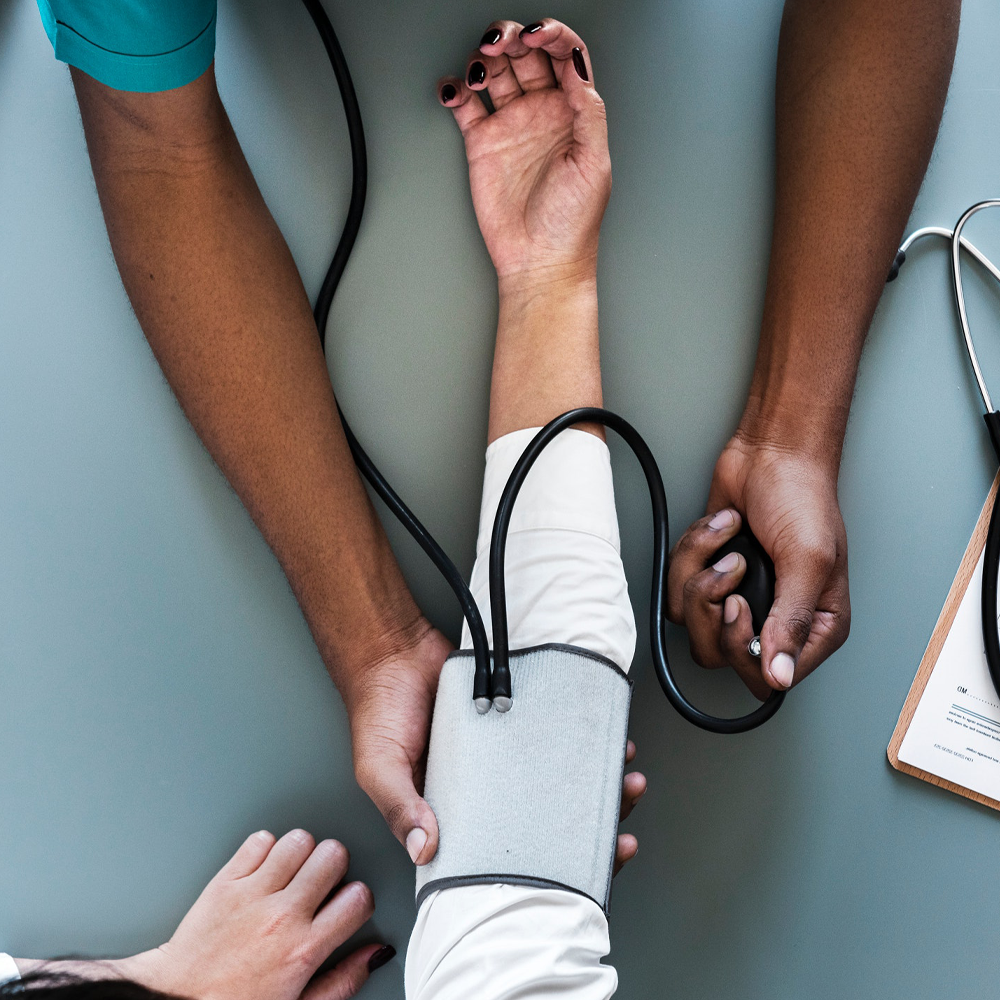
[490,272,602,443]
[70,66,425,695]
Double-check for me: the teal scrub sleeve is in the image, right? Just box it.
[36,0,217,93]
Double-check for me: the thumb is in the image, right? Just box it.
[355,742,439,865]
[560,47,609,169]
[760,547,832,690]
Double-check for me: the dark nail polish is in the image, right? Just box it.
[572,47,589,81]
[480,28,502,46]
[468,61,486,86]
[440,83,456,103]
[368,945,396,973]
[520,21,544,36]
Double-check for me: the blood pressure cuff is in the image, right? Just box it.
[415,643,632,915]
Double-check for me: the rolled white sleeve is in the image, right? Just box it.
[0,954,21,987]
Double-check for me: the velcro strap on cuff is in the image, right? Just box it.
[416,644,632,915]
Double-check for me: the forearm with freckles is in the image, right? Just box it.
[70,66,425,694]
[743,0,960,469]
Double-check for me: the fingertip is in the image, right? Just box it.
[466,59,487,88]
[405,827,428,864]
[625,739,637,763]
[347,880,376,919]
[367,944,396,973]
[707,507,740,532]
[723,594,741,624]
[765,651,796,690]
[617,834,638,858]
[479,26,502,50]
[437,78,459,105]
[519,19,546,41]
[712,550,746,576]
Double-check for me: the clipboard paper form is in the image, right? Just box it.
[888,474,1000,810]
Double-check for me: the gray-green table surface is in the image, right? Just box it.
[3,0,1000,996]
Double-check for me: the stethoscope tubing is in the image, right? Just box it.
[894,202,1000,704]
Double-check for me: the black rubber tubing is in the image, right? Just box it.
[301,0,492,704]
[303,1,783,732]
[489,409,785,733]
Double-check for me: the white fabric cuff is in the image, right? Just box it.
[0,953,21,987]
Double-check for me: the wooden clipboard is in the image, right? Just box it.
[887,474,1000,810]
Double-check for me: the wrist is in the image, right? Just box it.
[497,260,598,306]
[313,576,433,710]
[737,390,847,471]
[739,306,865,474]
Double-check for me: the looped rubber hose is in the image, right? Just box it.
[303,3,782,731]
[489,409,784,734]
[302,0,492,704]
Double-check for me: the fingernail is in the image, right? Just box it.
[571,47,589,81]
[440,83,456,103]
[709,509,735,530]
[724,595,740,624]
[712,552,740,573]
[520,21,544,36]
[468,61,486,86]
[368,945,396,973]
[480,28,502,46]
[406,828,428,863]
[769,652,795,689]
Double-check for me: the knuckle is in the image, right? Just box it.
[382,800,410,838]
[339,964,366,998]
[802,541,836,574]
[290,943,319,979]
[689,638,723,671]
[262,906,294,938]
[781,608,813,648]
[840,605,852,641]
[682,574,707,605]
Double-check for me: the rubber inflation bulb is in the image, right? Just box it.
[713,527,776,640]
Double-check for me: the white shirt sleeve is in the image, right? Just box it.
[406,428,635,1000]
[0,953,21,987]
[406,885,618,1000]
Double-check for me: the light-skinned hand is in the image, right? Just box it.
[122,829,388,1000]
[13,830,392,999]
[439,17,611,287]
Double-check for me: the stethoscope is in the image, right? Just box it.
[300,0,784,734]
[889,201,1000,701]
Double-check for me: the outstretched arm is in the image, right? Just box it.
[70,65,451,863]
[406,19,644,1000]
[668,0,961,697]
